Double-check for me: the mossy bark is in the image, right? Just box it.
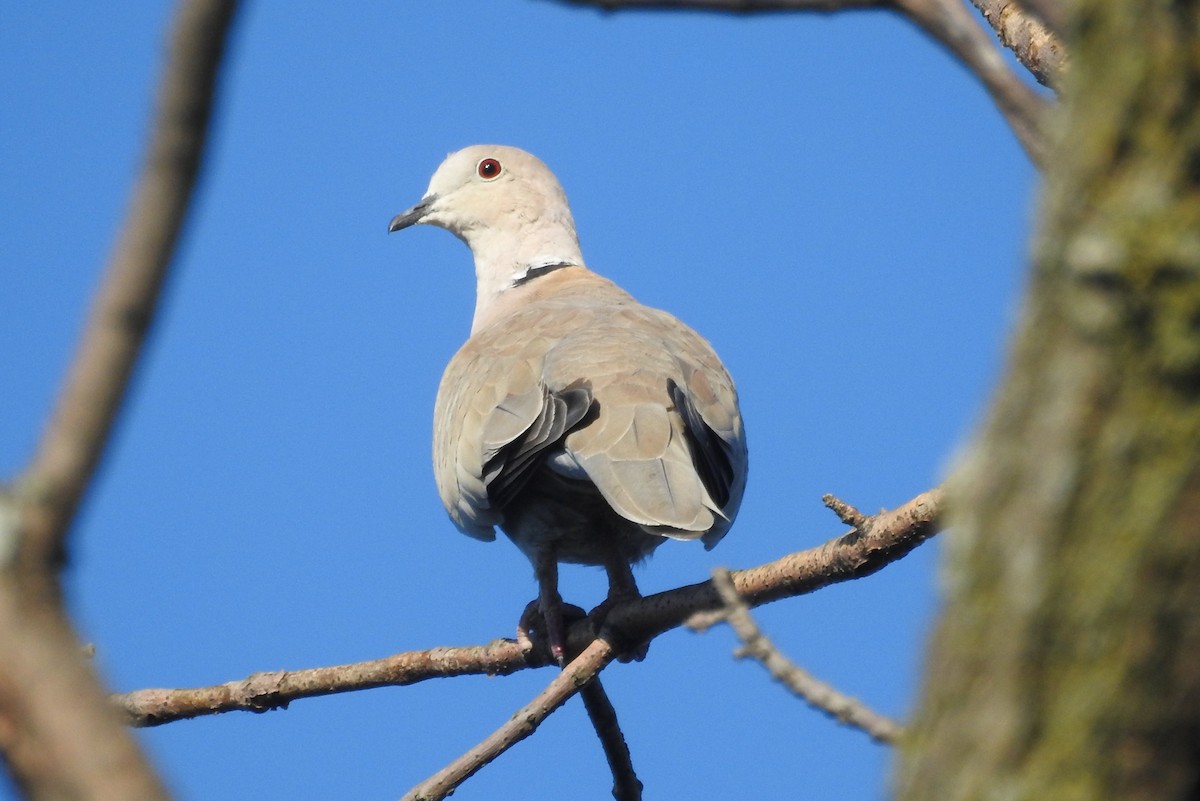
[895,1,1200,799]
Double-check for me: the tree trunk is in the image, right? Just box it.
[895,1,1200,799]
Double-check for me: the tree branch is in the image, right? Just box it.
[401,638,619,801]
[704,566,904,744]
[823,493,868,528]
[891,0,1050,164]
[1005,0,1063,37]
[579,679,643,801]
[10,0,238,580]
[117,638,549,726]
[545,0,1050,166]
[0,577,174,801]
[113,486,944,726]
[969,0,1066,88]
[0,2,239,799]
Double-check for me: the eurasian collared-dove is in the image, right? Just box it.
[389,145,747,663]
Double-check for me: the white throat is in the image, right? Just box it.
[463,220,584,333]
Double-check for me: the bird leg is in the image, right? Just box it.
[602,554,641,607]
[516,547,584,666]
[590,552,648,662]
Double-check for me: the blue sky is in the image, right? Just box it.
[1,2,1035,799]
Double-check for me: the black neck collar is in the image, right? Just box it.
[512,262,576,287]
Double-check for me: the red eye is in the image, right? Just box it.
[477,158,502,180]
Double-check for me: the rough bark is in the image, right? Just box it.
[969,0,1067,88]
[896,0,1200,799]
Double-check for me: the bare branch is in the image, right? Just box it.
[1007,0,1064,37]
[969,0,1066,88]
[823,493,867,528]
[116,639,549,727]
[681,485,944,631]
[891,0,1050,164]
[0,578,173,801]
[709,567,904,744]
[0,2,239,798]
[546,0,1050,166]
[113,486,944,726]
[401,638,619,801]
[580,679,643,801]
[11,0,239,577]
[554,0,888,12]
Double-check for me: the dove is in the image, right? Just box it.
[389,145,747,663]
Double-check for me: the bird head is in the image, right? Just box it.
[389,145,585,298]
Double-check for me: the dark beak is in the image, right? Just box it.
[388,195,437,233]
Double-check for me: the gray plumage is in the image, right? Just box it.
[389,145,747,662]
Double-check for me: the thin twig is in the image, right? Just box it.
[710,567,905,744]
[113,486,945,726]
[579,678,643,801]
[548,0,1050,166]
[682,486,944,631]
[400,638,619,801]
[823,493,867,528]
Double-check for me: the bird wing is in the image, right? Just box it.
[434,269,746,547]
[548,304,746,546]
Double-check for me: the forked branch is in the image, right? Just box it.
[547,0,1052,165]
[703,566,904,744]
[114,486,945,726]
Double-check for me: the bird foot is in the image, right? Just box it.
[589,590,649,663]
[516,599,587,665]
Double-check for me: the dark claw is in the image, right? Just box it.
[517,599,587,665]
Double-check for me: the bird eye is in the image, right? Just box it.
[477,158,502,180]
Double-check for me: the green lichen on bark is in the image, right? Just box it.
[895,0,1200,799]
